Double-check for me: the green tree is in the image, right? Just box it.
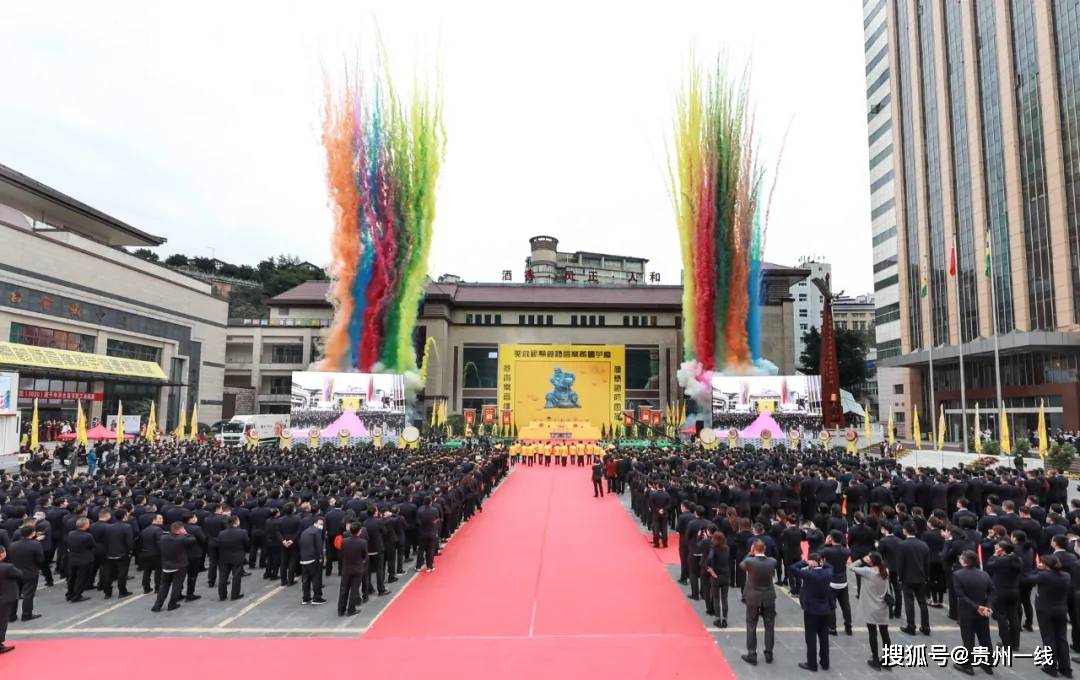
[798,326,871,398]
[1047,442,1078,473]
[164,253,189,267]
[132,248,159,262]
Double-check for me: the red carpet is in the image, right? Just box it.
[3,466,734,679]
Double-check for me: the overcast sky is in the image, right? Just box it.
[0,1,873,294]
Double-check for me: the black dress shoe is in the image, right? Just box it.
[377,589,391,596]
[1024,623,1035,632]
[822,662,829,671]
[0,644,15,654]
[956,666,975,676]
[151,606,162,612]
[741,654,757,666]
[900,626,916,635]
[678,579,689,585]
[71,595,89,603]
[764,651,773,664]
[231,594,245,601]
[21,614,41,622]
[387,577,398,584]
[798,662,818,672]
[118,591,132,598]
[1040,668,1059,678]
[920,627,932,635]
[868,659,881,671]
[184,594,201,602]
[166,603,181,611]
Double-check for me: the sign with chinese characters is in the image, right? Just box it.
[481,405,496,425]
[0,342,167,380]
[19,389,103,401]
[497,344,625,431]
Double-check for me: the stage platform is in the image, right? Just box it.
[516,419,601,442]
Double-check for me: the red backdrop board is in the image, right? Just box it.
[481,405,496,425]
[464,409,476,426]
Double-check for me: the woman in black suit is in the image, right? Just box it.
[705,531,731,628]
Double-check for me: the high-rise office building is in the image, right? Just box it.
[863,0,1080,437]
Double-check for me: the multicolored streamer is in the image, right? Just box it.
[321,56,444,374]
[670,59,775,379]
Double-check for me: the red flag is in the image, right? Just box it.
[949,246,956,277]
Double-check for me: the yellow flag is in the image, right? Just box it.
[864,403,872,446]
[30,398,39,449]
[146,401,157,442]
[912,407,921,450]
[430,401,437,428]
[937,404,946,450]
[189,403,198,440]
[115,401,124,445]
[1000,409,1012,454]
[1038,400,1048,459]
[887,407,895,446]
[174,404,187,440]
[77,401,89,447]
[973,404,982,454]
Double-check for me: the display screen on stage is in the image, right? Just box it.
[711,374,822,432]
[498,344,624,430]
[290,371,406,442]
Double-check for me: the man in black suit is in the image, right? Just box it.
[182,514,206,602]
[8,526,44,621]
[415,497,440,573]
[153,522,194,612]
[896,521,932,635]
[363,511,388,596]
[299,516,326,605]
[323,499,345,577]
[591,460,605,498]
[984,540,1022,649]
[648,484,672,548]
[216,516,249,601]
[65,517,95,602]
[202,505,227,589]
[101,508,134,599]
[952,550,994,675]
[338,523,368,616]
[675,502,694,584]
[0,546,22,654]
[138,514,165,594]
[277,503,302,586]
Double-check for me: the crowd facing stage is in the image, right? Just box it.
[0,438,508,655]
[615,443,1079,675]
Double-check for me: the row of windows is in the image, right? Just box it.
[15,377,92,407]
[267,344,303,364]
[868,120,891,147]
[877,338,901,360]
[872,226,896,246]
[932,351,1080,391]
[10,322,95,353]
[875,303,901,326]
[460,346,661,391]
[873,256,898,273]
[873,274,899,292]
[463,313,660,328]
[570,315,604,327]
[870,197,894,220]
[869,168,894,193]
[896,0,924,350]
[466,313,504,326]
[1052,0,1080,318]
[106,338,161,364]
[869,143,893,172]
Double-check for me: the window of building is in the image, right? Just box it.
[268,376,291,395]
[632,317,639,327]
[650,316,658,326]
[462,346,499,389]
[106,338,162,363]
[279,306,290,316]
[799,309,808,317]
[893,384,904,395]
[598,316,605,327]
[895,412,906,423]
[623,315,630,326]
[485,314,493,325]
[798,293,807,301]
[519,314,525,325]
[528,314,535,325]
[466,314,474,325]
[799,323,808,331]
[494,314,502,325]
[546,314,553,325]
[571,315,578,326]
[268,344,303,364]
[10,322,95,353]
[626,347,660,390]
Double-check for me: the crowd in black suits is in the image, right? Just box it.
[289,408,405,432]
[615,443,1078,676]
[0,439,507,652]
[711,412,824,433]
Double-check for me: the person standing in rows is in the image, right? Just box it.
[0,545,21,655]
[896,521,931,636]
[182,514,205,603]
[299,515,326,605]
[65,517,94,602]
[416,496,440,573]
[338,523,367,616]
[648,483,671,549]
[739,539,776,666]
[848,551,892,671]
[822,530,852,636]
[363,509,388,596]
[153,522,193,612]
[8,525,43,622]
[704,531,730,629]
[791,553,834,672]
[1024,555,1072,679]
[277,503,301,587]
[102,508,133,599]
[138,514,165,594]
[951,550,994,676]
[323,499,345,577]
[216,516,248,601]
[983,540,1022,650]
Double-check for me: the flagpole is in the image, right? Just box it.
[952,233,968,453]
[987,227,1004,433]
[925,260,937,452]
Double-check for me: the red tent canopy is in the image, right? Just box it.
[85,424,135,440]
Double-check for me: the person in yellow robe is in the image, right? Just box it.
[543,441,552,466]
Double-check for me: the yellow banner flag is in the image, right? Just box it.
[1000,409,1012,454]
[76,400,89,447]
[937,404,946,451]
[174,404,187,440]
[146,401,157,442]
[189,403,198,440]
[115,401,124,445]
[912,408,921,450]
[973,404,982,454]
[1038,400,1048,459]
[30,398,39,449]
